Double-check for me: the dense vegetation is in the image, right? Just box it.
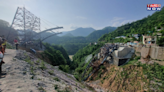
[156,30,164,46]
[71,42,105,80]
[43,26,116,55]
[42,43,71,66]
[86,26,117,42]
[0,19,18,43]
[99,7,164,43]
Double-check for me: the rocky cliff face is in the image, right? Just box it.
[86,63,150,92]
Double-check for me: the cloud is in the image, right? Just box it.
[110,17,135,27]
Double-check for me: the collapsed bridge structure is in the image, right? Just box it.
[7,7,63,50]
[82,44,135,81]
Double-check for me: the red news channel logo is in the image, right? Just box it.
[147,4,161,11]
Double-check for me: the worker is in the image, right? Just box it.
[0,51,4,74]
[2,39,7,53]
[0,36,5,74]
[0,36,4,55]
[14,38,18,50]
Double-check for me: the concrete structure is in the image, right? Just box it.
[98,53,100,59]
[142,35,156,45]
[135,45,164,61]
[98,44,134,66]
[126,42,138,46]
[85,54,93,63]
[133,41,138,46]
[132,34,141,39]
[115,36,126,39]
[150,46,164,60]
[112,47,135,66]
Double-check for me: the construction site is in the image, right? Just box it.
[82,43,135,81]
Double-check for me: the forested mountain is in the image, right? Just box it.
[99,7,164,42]
[62,33,74,37]
[58,27,95,37]
[0,19,17,43]
[86,26,117,42]
[43,26,116,55]
[71,7,164,80]
[42,43,71,66]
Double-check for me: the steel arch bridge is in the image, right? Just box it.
[7,7,63,50]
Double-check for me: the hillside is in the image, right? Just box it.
[43,26,116,55]
[86,26,117,42]
[70,7,164,92]
[0,19,17,43]
[99,7,164,42]
[86,59,164,92]
[58,27,95,37]
[0,49,92,92]
[62,33,74,37]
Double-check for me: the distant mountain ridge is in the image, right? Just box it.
[41,26,116,55]
[86,26,117,42]
[62,33,74,37]
[58,27,95,37]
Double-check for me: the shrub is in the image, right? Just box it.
[40,61,46,70]
[135,56,141,60]
[59,65,70,73]
[74,75,79,81]
[90,77,93,80]
[100,65,106,69]
[48,70,54,75]
[6,42,13,49]
[54,84,59,90]
[53,77,60,81]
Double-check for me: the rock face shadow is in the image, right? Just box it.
[0,71,7,78]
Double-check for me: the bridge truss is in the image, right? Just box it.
[7,7,63,49]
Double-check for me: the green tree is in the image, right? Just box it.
[157,37,164,46]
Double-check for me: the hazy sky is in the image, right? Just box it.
[0,0,164,32]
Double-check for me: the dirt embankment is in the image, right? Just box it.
[0,49,92,92]
[86,63,149,92]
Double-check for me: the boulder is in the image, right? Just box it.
[141,47,150,58]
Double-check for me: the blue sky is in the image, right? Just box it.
[0,0,164,32]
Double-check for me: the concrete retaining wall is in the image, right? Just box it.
[136,46,164,60]
[150,47,164,60]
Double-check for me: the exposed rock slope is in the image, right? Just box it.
[0,49,92,92]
